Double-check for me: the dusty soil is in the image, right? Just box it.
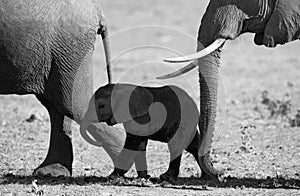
[1,0,300,195]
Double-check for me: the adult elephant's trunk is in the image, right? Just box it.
[197,49,223,181]
[158,42,224,181]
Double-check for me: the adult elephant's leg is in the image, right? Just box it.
[185,131,215,180]
[33,96,72,176]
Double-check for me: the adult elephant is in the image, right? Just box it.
[159,0,300,180]
[0,0,118,176]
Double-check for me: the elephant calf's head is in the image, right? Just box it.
[80,83,155,146]
[94,84,116,125]
[84,83,154,127]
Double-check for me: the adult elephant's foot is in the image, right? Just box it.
[32,137,73,177]
[33,163,70,177]
[199,154,224,182]
[32,132,73,177]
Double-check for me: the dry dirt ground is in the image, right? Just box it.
[1,1,300,195]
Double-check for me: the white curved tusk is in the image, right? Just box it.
[164,38,226,63]
[156,61,197,79]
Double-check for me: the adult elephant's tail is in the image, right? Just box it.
[98,23,112,84]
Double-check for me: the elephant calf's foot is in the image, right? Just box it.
[159,171,178,184]
[137,170,151,179]
[33,163,70,177]
[108,168,127,180]
[198,171,212,181]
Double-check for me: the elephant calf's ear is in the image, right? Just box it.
[111,84,153,123]
[129,87,153,118]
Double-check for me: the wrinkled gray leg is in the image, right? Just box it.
[160,154,182,183]
[109,133,148,179]
[185,131,223,181]
[33,96,72,177]
[133,145,150,179]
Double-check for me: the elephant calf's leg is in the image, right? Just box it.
[109,134,148,179]
[160,142,183,183]
[33,96,73,177]
[133,140,150,179]
[108,148,135,179]
[160,155,182,183]
[185,133,211,180]
[134,151,150,179]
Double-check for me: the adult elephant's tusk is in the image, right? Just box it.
[164,38,226,63]
[156,61,197,79]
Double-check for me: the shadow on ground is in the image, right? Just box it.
[1,174,300,190]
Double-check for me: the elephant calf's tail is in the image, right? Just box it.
[98,24,112,84]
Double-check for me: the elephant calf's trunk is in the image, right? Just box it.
[79,107,104,147]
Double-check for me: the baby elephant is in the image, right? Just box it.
[80,83,221,182]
